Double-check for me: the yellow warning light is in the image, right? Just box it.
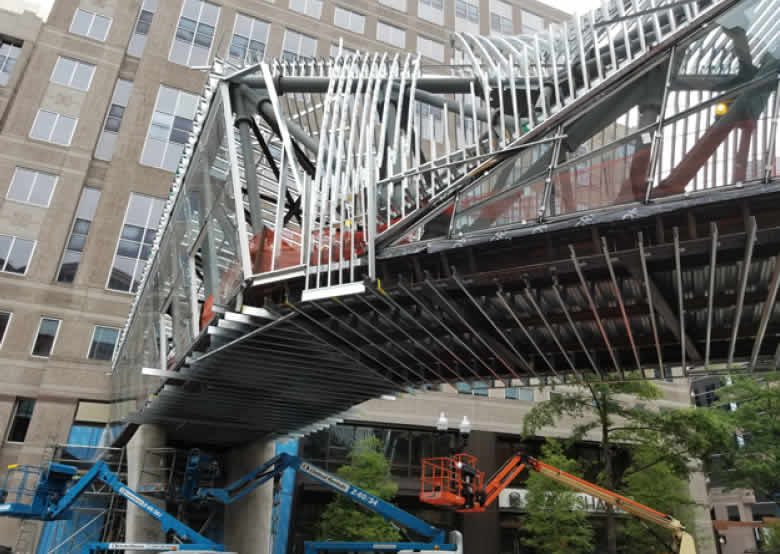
[7,464,19,469]
[715,102,729,116]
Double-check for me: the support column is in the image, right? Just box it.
[125,425,167,554]
[462,431,499,554]
[224,439,276,554]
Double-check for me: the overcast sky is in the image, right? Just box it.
[1,0,599,20]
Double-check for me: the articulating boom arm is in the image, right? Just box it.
[47,462,218,549]
[195,453,447,544]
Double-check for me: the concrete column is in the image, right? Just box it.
[462,431,499,554]
[688,471,718,554]
[224,439,276,554]
[125,424,167,554]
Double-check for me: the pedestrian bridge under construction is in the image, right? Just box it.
[110,0,780,445]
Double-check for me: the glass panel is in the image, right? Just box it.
[0,312,9,344]
[33,319,59,356]
[29,174,55,206]
[52,57,76,85]
[52,116,77,145]
[89,326,119,360]
[90,15,111,41]
[6,238,34,274]
[72,62,94,90]
[8,168,35,202]
[70,9,92,35]
[0,235,11,269]
[58,251,81,283]
[31,111,57,141]
[550,133,651,216]
[8,399,35,442]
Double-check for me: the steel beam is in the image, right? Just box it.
[494,290,547,378]
[705,222,719,369]
[570,245,624,378]
[729,216,757,368]
[549,279,603,379]
[636,232,664,373]
[602,237,642,371]
[749,253,780,370]
[673,227,688,376]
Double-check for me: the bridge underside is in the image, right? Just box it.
[110,0,780,445]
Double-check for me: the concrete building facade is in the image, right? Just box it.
[0,0,568,551]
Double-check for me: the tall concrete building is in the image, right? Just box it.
[0,0,572,551]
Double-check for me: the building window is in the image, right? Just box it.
[169,0,220,67]
[95,79,133,161]
[140,85,198,172]
[0,235,35,275]
[506,387,534,401]
[418,36,445,62]
[522,10,545,34]
[30,110,78,146]
[50,57,96,91]
[7,399,35,443]
[32,317,61,357]
[0,39,22,87]
[7,168,57,207]
[330,43,356,58]
[57,187,101,283]
[418,0,443,25]
[379,0,408,12]
[0,311,10,348]
[69,8,112,42]
[334,7,366,34]
[416,103,443,141]
[456,381,489,396]
[107,193,165,293]
[727,505,741,522]
[290,0,323,19]
[456,0,480,23]
[282,30,318,61]
[376,21,406,49]
[127,0,158,57]
[88,326,119,361]
[229,14,269,65]
[491,13,513,34]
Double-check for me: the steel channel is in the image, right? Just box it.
[602,237,642,372]
[549,280,603,379]
[728,217,757,368]
[638,232,664,374]
[704,222,718,369]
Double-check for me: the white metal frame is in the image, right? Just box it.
[6,167,58,208]
[104,192,166,293]
[69,8,113,42]
[86,325,121,361]
[168,0,221,68]
[29,109,78,147]
[0,234,37,276]
[31,316,62,359]
[50,56,96,92]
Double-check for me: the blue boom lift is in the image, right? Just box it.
[0,452,459,554]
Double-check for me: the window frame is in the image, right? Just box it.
[29,109,78,146]
[86,325,120,361]
[0,39,23,85]
[31,317,62,359]
[0,311,11,350]
[6,398,35,444]
[333,6,366,34]
[140,85,198,172]
[376,20,406,49]
[379,0,408,13]
[289,0,324,19]
[228,13,270,66]
[69,8,113,42]
[417,35,445,63]
[456,0,480,23]
[56,187,101,284]
[6,167,58,208]
[50,56,96,91]
[169,0,221,68]
[105,193,165,293]
[282,29,318,61]
[0,235,36,276]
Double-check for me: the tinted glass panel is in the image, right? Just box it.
[32,318,60,357]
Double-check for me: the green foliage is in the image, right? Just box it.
[318,436,401,542]
[520,440,595,554]
[618,447,696,554]
[761,520,780,554]
[715,373,780,496]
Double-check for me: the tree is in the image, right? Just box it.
[523,379,733,554]
[520,439,594,554]
[318,436,401,542]
[761,519,780,554]
[715,373,780,496]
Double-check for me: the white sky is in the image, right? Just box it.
[0,0,597,21]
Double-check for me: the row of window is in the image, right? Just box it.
[0,312,118,361]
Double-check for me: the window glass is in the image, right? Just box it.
[506,387,534,401]
[70,9,111,41]
[379,0,407,12]
[334,7,365,34]
[727,505,741,521]
[0,40,23,86]
[522,10,544,33]
[51,57,95,91]
[229,14,269,65]
[58,187,100,283]
[282,30,318,61]
[0,235,35,274]
[456,0,480,22]
[88,326,119,360]
[108,193,165,292]
[289,0,323,18]
[418,36,444,62]
[32,318,60,357]
[7,399,35,443]
[419,0,443,24]
[7,167,57,207]
[30,110,77,146]
[0,312,10,347]
[141,86,198,172]
[376,21,405,49]
[169,0,220,67]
